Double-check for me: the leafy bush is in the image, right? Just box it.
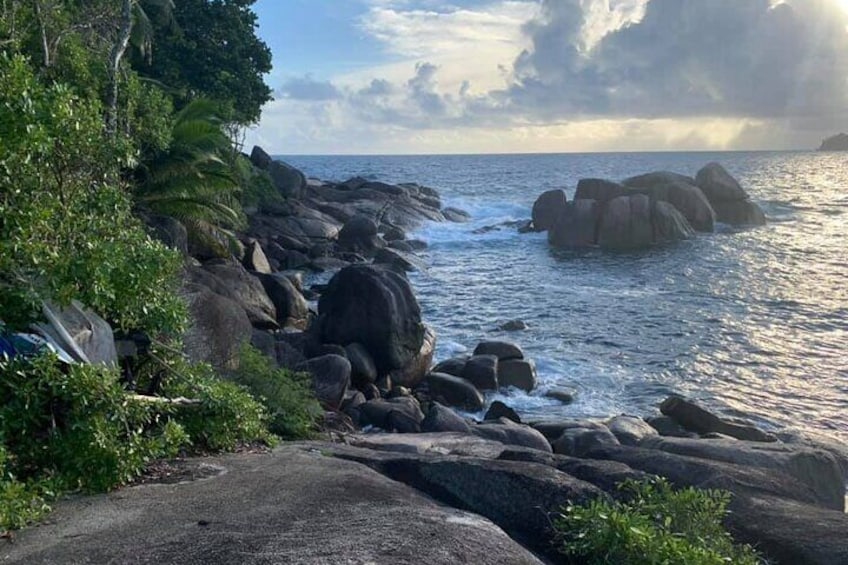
[0,443,52,532]
[160,357,274,451]
[555,477,762,565]
[233,345,321,439]
[0,53,185,336]
[0,354,188,493]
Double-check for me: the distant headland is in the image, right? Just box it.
[818,133,848,151]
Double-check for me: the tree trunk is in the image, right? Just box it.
[106,0,133,136]
[33,0,50,67]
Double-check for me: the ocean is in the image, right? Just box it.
[282,151,847,440]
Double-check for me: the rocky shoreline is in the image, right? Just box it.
[85,148,848,563]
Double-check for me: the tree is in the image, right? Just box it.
[134,98,245,256]
[132,0,272,125]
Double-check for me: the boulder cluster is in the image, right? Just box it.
[532,162,766,250]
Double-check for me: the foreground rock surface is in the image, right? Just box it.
[1,446,542,565]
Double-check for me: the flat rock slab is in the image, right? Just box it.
[345,432,508,458]
[1,446,542,565]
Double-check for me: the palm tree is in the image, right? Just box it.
[134,98,245,256]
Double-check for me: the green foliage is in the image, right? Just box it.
[160,357,274,451]
[132,0,272,125]
[0,354,189,493]
[233,345,321,440]
[135,98,245,257]
[236,153,284,213]
[0,53,185,335]
[555,478,762,565]
[0,442,52,532]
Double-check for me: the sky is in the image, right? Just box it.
[245,0,848,155]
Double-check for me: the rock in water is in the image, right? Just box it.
[427,372,486,411]
[548,199,600,248]
[574,178,630,202]
[531,189,567,232]
[462,355,499,391]
[659,396,777,442]
[694,162,766,226]
[485,401,521,423]
[318,264,425,374]
[389,324,436,388]
[498,359,537,392]
[597,194,654,250]
[473,341,524,361]
[652,200,695,242]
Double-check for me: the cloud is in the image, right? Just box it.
[276,76,342,101]
[250,0,848,153]
[507,0,848,121]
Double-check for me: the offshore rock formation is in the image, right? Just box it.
[533,162,767,251]
[818,133,848,151]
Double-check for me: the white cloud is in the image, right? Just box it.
[248,0,848,154]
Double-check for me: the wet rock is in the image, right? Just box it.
[461,355,499,391]
[496,320,528,332]
[472,419,553,453]
[484,401,521,424]
[318,264,424,374]
[622,170,697,189]
[694,163,766,227]
[548,199,600,248]
[406,239,428,251]
[373,247,427,272]
[380,224,406,241]
[431,357,467,377]
[653,200,695,242]
[422,403,473,434]
[473,341,524,361]
[387,240,414,252]
[443,207,472,222]
[597,194,654,250]
[497,359,537,392]
[633,180,715,233]
[552,426,620,457]
[645,415,695,437]
[639,436,845,511]
[530,419,607,442]
[605,415,659,446]
[338,214,382,254]
[659,396,777,442]
[574,178,629,202]
[295,354,351,410]
[427,372,485,411]
[544,389,575,404]
[531,189,567,232]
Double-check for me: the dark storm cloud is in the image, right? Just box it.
[507,0,848,121]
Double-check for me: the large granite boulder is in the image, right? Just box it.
[317,264,425,374]
[497,359,537,392]
[574,178,630,202]
[256,273,309,330]
[250,146,306,200]
[461,354,499,391]
[597,194,654,250]
[295,354,351,409]
[472,420,552,453]
[652,200,695,242]
[389,324,436,388]
[422,403,473,434]
[548,199,600,248]
[427,372,486,411]
[531,189,567,232]
[695,162,766,226]
[144,214,188,255]
[337,214,382,254]
[473,340,524,361]
[242,239,272,274]
[605,415,659,446]
[631,180,715,232]
[182,288,252,371]
[660,396,777,442]
[199,263,278,329]
[638,436,845,511]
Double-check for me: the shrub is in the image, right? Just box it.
[555,477,762,565]
[160,357,274,451]
[0,443,52,532]
[0,354,188,493]
[0,53,186,336]
[233,345,321,440]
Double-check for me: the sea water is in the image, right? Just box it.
[283,152,848,440]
